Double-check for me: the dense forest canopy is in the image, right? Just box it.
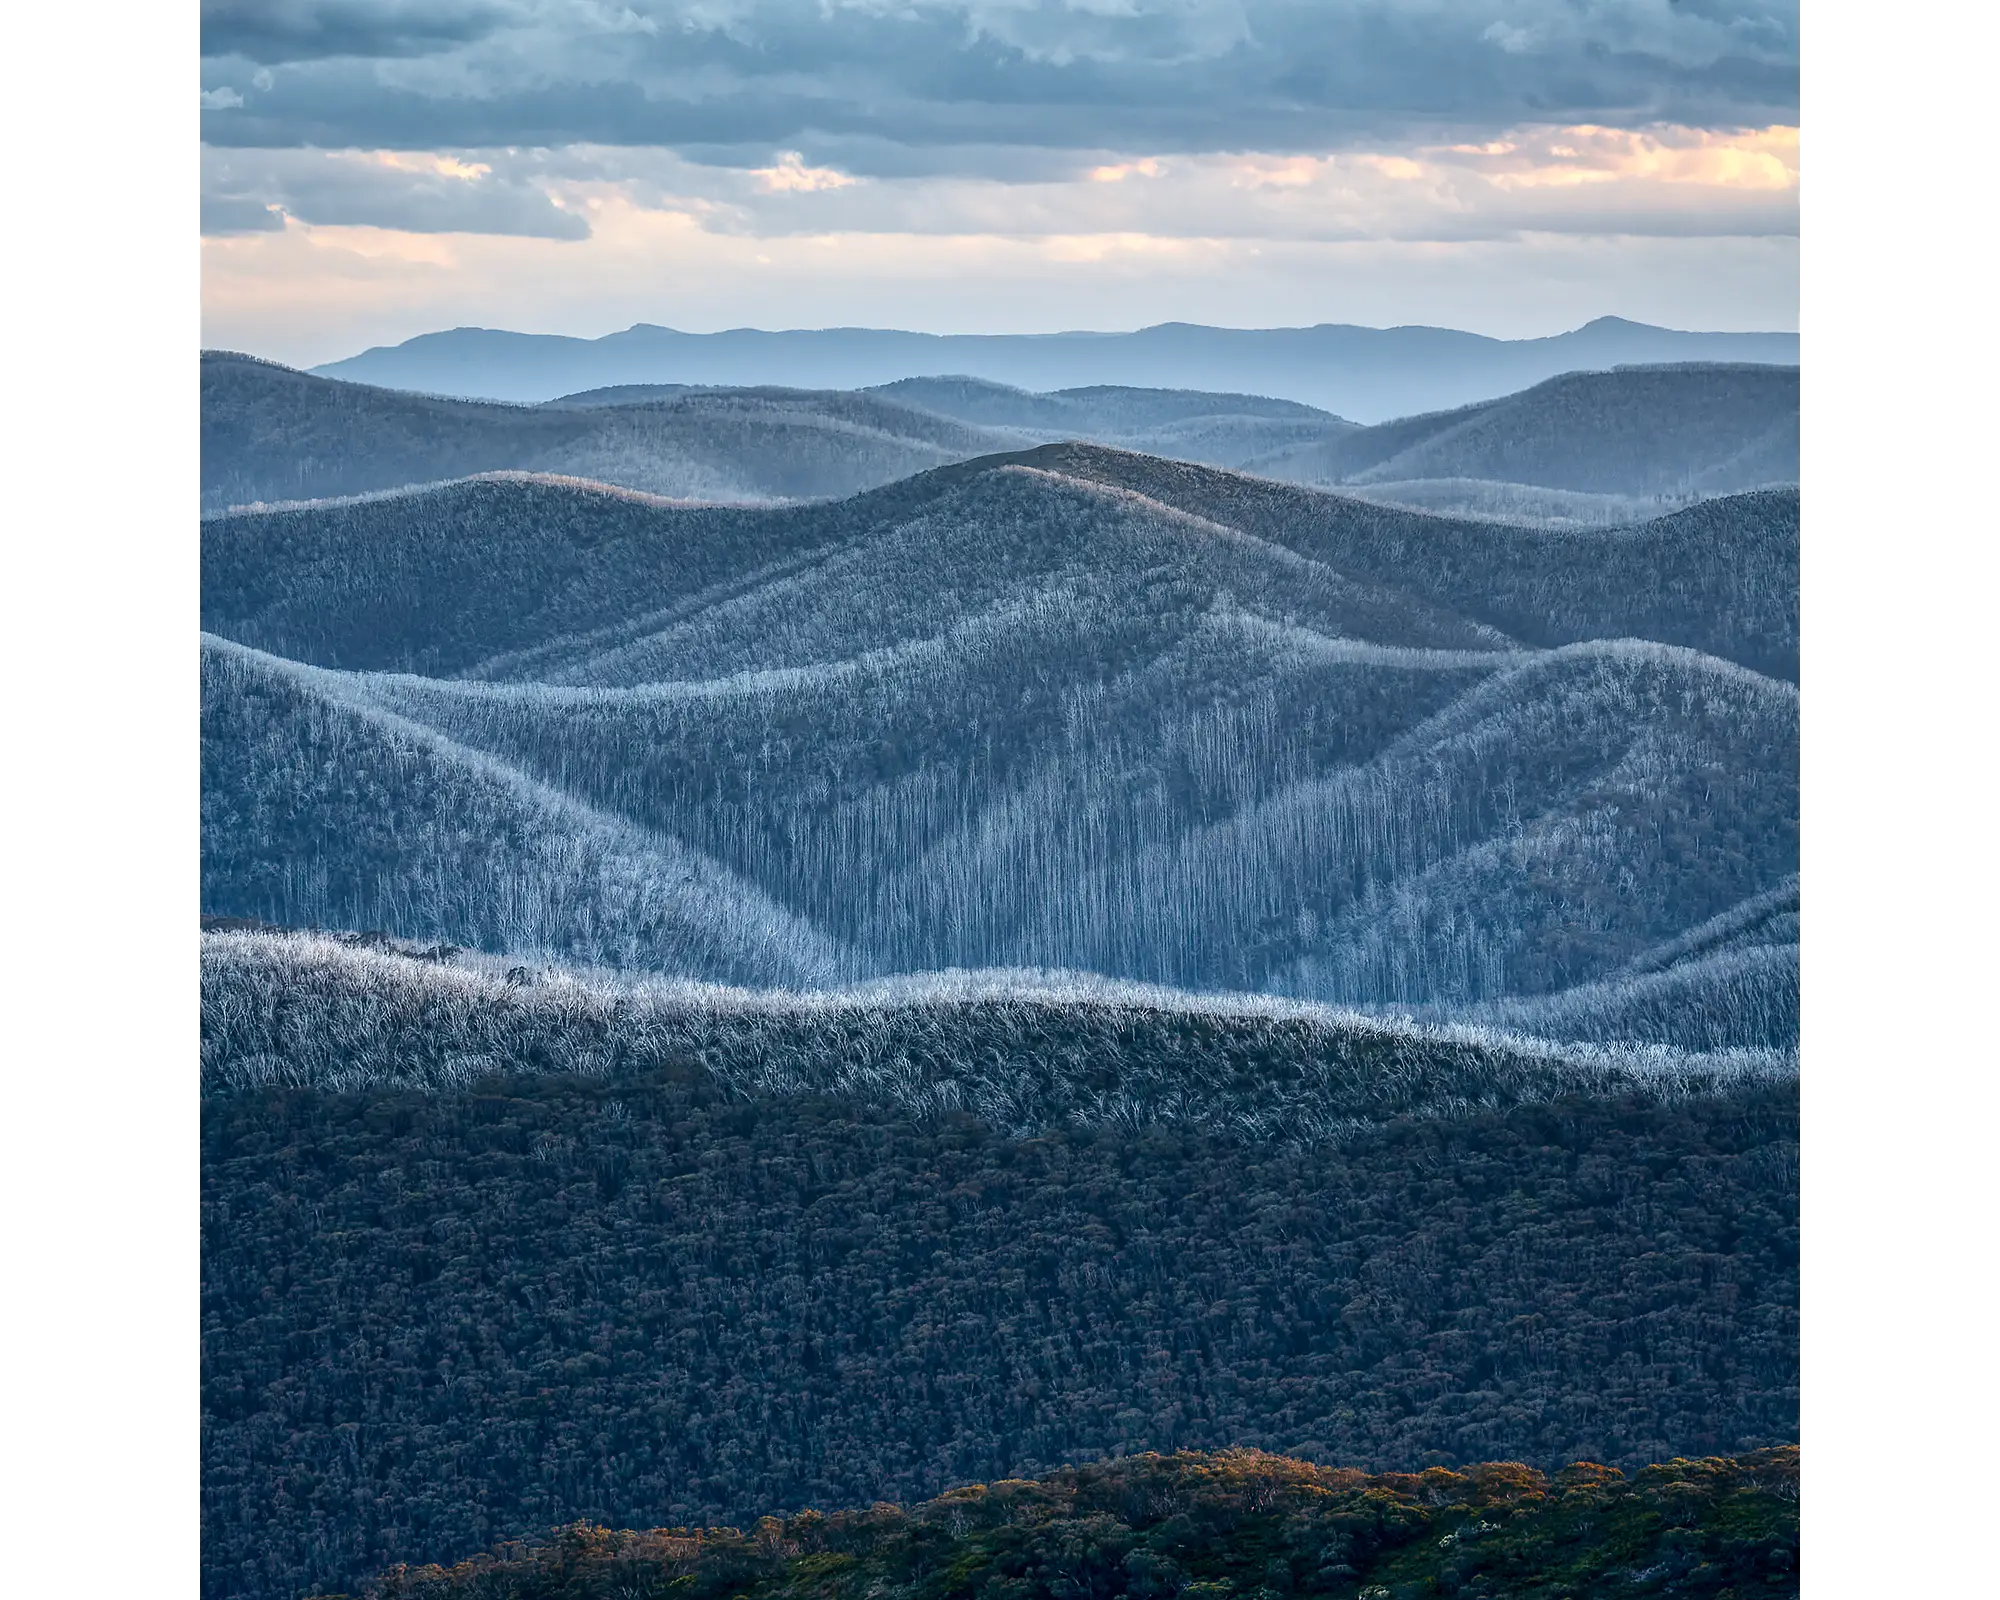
[203,933,1797,1600]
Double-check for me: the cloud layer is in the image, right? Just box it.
[202,1,1798,164]
[199,2,1799,352]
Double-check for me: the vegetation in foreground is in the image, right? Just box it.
[203,1051,1794,1599]
[368,1446,1798,1600]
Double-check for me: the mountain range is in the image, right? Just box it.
[204,351,1796,524]
[198,348,1800,1599]
[305,315,1799,419]
[202,442,1797,1046]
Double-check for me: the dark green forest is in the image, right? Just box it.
[366,1446,1799,1600]
[204,1055,1795,1599]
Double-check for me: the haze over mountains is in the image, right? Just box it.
[204,351,1796,525]
[308,316,1799,420]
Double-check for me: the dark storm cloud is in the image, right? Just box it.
[202,0,518,64]
[200,1,1800,169]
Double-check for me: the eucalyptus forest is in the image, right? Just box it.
[199,353,1800,1600]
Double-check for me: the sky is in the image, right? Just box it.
[199,0,1800,367]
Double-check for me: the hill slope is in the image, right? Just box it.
[201,352,1030,510]
[331,639,1794,1012]
[1254,363,1798,498]
[206,353,1797,523]
[1015,446,1800,679]
[201,638,851,986]
[863,375,1356,472]
[308,316,1801,419]
[202,448,1799,680]
[200,451,1797,1032]
[202,932,1798,1600]
[364,1447,1801,1600]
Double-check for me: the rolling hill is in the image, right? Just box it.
[201,450,1797,1037]
[201,445,1799,678]
[200,351,1030,511]
[201,637,850,986]
[359,1447,1800,1600]
[876,365,1798,520]
[1251,363,1799,499]
[307,315,1800,419]
[204,352,1368,511]
[205,354,1798,526]
[201,929,1797,1600]
[863,375,1356,470]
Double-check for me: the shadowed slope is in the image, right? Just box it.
[201,352,1030,511]
[200,636,851,985]
[201,449,1798,679]
[1015,445,1799,679]
[201,475,850,674]
[1252,363,1798,496]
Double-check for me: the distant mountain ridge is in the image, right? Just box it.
[205,352,1796,521]
[307,315,1799,421]
[200,351,1033,510]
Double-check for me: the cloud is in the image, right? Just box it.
[199,1,1799,160]
[196,4,1798,348]
[201,145,591,238]
[202,1,517,64]
[401,124,1794,246]
[747,152,857,193]
[202,194,286,233]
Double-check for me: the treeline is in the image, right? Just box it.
[202,931,1790,1135]
[203,1024,1796,1597]
[368,1446,1800,1600]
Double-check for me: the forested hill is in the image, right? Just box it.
[205,353,1796,526]
[1247,363,1798,497]
[202,353,1365,513]
[199,446,1798,1043]
[200,351,1032,511]
[199,328,1801,1600]
[365,1447,1801,1600]
[878,365,1798,518]
[202,931,1798,1600]
[200,446,1799,679]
